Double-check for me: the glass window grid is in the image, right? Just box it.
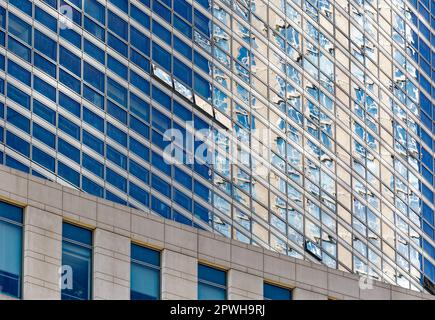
[0,0,435,292]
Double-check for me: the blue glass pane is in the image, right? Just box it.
[0,201,23,223]
[0,218,22,298]
[198,264,226,286]
[264,283,292,300]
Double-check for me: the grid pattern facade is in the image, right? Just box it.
[0,0,434,294]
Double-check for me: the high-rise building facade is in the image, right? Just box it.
[0,0,433,295]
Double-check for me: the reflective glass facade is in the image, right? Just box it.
[0,0,434,293]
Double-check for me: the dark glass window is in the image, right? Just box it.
[34,30,57,60]
[0,201,23,299]
[7,108,30,133]
[84,62,105,92]
[8,13,31,45]
[7,84,30,109]
[131,244,160,300]
[32,146,55,171]
[84,0,105,24]
[61,223,93,300]
[198,264,226,300]
[6,131,30,157]
[108,11,128,40]
[264,283,292,300]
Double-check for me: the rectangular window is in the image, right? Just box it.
[0,201,23,298]
[264,283,292,300]
[198,264,226,300]
[61,222,93,300]
[130,244,160,300]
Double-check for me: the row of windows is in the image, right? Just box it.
[0,200,292,300]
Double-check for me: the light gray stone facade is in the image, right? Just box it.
[0,165,433,300]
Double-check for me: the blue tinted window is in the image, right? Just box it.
[109,0,128,12]
[34,77,56,101]
[131,49,151,73]
[198,264,226,300]
[6,131,30,156]
[194,9,210,37]
[107,123,127,146]
[174,167,192,189]
[108,55,128,80]
[129,94,150,123]
[174,15,192,38]
[264,283,292,300]
[131,5,150,29]
[131,244,160,300]
[7,108,30,133]
[129,182,149,207]
[83,107,104,131]
[8,60,31,85]
[130,71,150,96]
[151,174,171,197]
[0,7,4,29]
[60,46,81,76]
[129,137,149,161]
[152,20,171,45]
[34,53,56,78]
[83,153,104,178]
[194,51,210,73]
[60,69,81,94]
[174,188,192,211]
[194,201,210,223]
[8,13,31,44]
[107,78,127,107]
[174,57,192,86]
[59,92,81,117]
[33,100,56,124]
[84,0,105,24]
[9,0,31,15]
[34,30,57,60]
[59,115,80,139]
[82,176,103,197]
[5,155,29,173]
[152,86,171,110]
[7,84,30,109]
[174,210,192,226]
[8,37,31,62]
[84,16,105,41]
[33,123,55,148]
[58,138,80,163]
[84,62,105,92]
[152,151,171,175]
[129,160,149,185]
[106,167,127,191]
[35,7,57,32]
[153,0,171,23]
[83,85,104,109]
[131,26,150,56]
[62,223,92,300]
[174,35,192,58]
[152,108,171,132]
[153,43,171,71]
[108,11,128,40]
[105,191,127,205]
[0,201,23,298]
[60,28,81,49]
[174,0,192,21]
[130,116,150,139]
[194,73,211,100]
[84,39,105,64]
[33,147,55,171]
[107,145,127,169]
[151,196,171,218]
[173,100,191,121]
[83,130,104,155]
[108,33,128,56]
[107,100,127,124]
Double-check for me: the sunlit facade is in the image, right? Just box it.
[0,0,434,294]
